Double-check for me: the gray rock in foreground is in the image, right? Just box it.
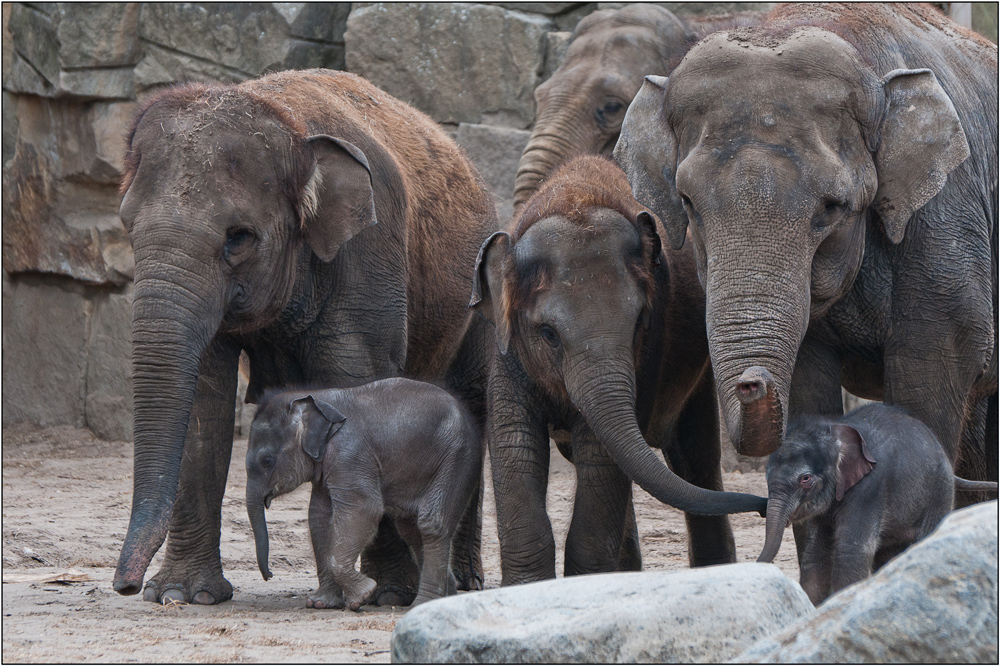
[391,563,814,663]
[736,501,999,663]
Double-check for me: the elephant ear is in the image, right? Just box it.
[469,231,512,354]
[300,135,378,262]
[614,75,687,251]
[290,394,347,461]
[832,424,876,501]
[872,68,970,244]
[635,210,663,268]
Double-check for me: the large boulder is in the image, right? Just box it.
[391,563,815,663]
[4,3,139,99]
[134,3,349,91]
[85,288,134,442]
[736,501,999,663]
[2,278,90,427]
[2,96,134,287]
[454,123,530,224]
[346,3,553,128]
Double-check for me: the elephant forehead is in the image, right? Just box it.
[514,213,640,272]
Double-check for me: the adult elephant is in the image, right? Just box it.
[473,156,767,585]
[113,69,497,605]
[615,5,997,493]
[512,4,760,209]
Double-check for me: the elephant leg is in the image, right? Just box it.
[564,423,634,576]
[441,316,490,591]
[306,486,345,610]
[662,375,736,566]
[955,392,998,507]
[619,495,642,572]
[360,517,419,607]
[789,334,844,417]
[143,335,240,605]
[795,520,834,606]
[328,498,382,612]
[489,354,555,585]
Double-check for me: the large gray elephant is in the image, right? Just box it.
[512,4,760,209]
[473,156,766,585]
[113,69,497,605]
[614,4,997,493]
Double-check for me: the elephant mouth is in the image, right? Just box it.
[264,494,273,509]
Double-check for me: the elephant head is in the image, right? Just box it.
[113,84,377,595]
[246,392,346,581]
[473,157,766,517]
[757,418,875,563]
[614,28,969,457]
[511,5,691,209]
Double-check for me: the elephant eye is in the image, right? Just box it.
[224,227,257,265]
[538,324,560,348]
[602,100,623,115]
[814,198,849,230]
[799,473,815,489]
[679,195,703,227]
[261,454,275,469]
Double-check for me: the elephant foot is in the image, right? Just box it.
[345,577,378,612]
[307,588,346,610]
[372,582,416,607]
[451,563,484,592]
[141,568,233,605]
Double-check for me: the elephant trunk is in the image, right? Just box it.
[113,253,225,595]
[757,495,796,563]
[565,348,767,516]
[512,108,592,209]
[247,486,273,581]
[707,273,810,458]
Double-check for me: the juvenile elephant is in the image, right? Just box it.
[615,5,997,492]
[512,4,761,209]
[246,379,481,611]
[113,69,497,605]
[758,404,999,605]
[472,156,766,584]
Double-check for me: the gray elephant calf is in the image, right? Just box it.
[246,378,481,610]
[758,404,997,605]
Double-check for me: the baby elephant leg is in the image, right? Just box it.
[830,517,880,597]
[412,530,454,607]
[327,494,382,612]
[306,487,345,610]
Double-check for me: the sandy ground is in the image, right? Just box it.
[2,423,799,663]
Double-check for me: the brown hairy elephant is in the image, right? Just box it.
[113,69,497,605]
[512,4,761,209]
[473,156,766,585]
[614,5,997,497]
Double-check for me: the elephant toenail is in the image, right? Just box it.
[192,591,217,605]
[142,586,159,603]
[160,589,186,605]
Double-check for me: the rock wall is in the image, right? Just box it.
[3,2,777,444]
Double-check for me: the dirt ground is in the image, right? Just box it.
[2,423,799,663]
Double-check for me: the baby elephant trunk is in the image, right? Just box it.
[247,495,273,581]
[757,496,794,563]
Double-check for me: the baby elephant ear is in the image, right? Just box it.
[469,231,512,354]
[290,395,347,461]
[832,424,876,501]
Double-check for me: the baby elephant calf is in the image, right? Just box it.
[245,378,481,610]
[757,403,997,605]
